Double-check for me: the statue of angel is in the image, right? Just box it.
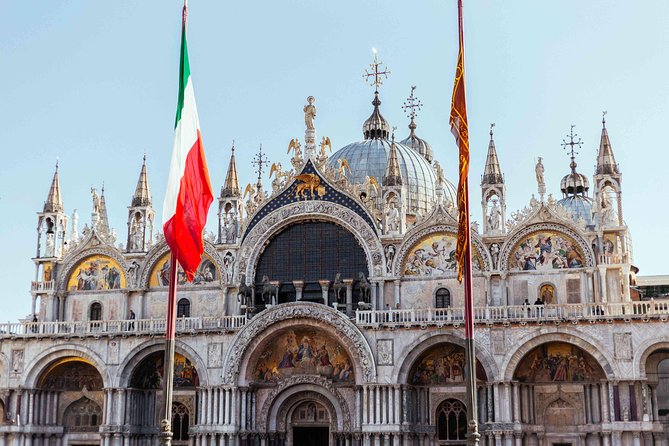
[364,175,379,199]
[269,162,288,192]
[244,183,257,215]
[535,157,545,187]
[319,136,332,158]
[337,158,351,180]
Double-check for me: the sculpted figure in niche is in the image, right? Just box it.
[223,213,237,243]
[223,252,235,284]
[385,197,400,233]
[487,198,502,231]
[130,215,144,251]
[384,244,396,273]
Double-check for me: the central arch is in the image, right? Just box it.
[223,302,376,384]
[237,202,385,281]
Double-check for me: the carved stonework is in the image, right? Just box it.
[376,339,394,366]
[258,375,351,431]
[276,391,338,432]
[614,332,633,360]
[222,302,376,384]
[237,201,385,280]
[208,343,223,368]
[498,222,595,272]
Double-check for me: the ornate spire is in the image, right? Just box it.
[383,129,403,186]
[222,142,241,198]
[98,183,110,233]
[362,49,391,140]
[481,123,504,185]
[596,111,619,175]
[132,155,152,207]
[44,161,63,213]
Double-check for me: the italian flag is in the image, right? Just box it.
[162,5,213,282]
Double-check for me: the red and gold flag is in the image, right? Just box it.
[450,0,470,284]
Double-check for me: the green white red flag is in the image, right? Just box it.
[162,5,213,282]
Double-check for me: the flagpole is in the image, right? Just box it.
[462,185,480,446]
[451,0,480,444]
[159,251,178,446]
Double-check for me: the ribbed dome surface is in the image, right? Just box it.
[560,171,590,195]
[328,139,450,215]
[400,133,433,164]
[557,195,593,226]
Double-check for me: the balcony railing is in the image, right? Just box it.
[0,315,248,338]
[31,280,54,292]
[355,300,669,327]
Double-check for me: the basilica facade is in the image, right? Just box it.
[1,79,668,446]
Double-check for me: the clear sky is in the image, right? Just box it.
[1,1,667,322]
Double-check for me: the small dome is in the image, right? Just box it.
[328,139,451,215]
[560,171,590,195]
[557,195,593,226]
[362,93,390,140]
[400,121,433,163]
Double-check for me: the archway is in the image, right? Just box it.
[290,400,331,446]
[254,221,369,307]
[125,350,200,443]
[513,341,605,432]
[37,358,104,443]
[436,398,467,445]
[644,347,669,438]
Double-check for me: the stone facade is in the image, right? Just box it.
[2,93,668,446]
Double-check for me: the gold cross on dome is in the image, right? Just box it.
[364,48,391,91]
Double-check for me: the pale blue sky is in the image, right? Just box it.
[1,1,667,322]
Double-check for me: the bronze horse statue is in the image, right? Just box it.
[236,274,253,309]
[333,273,346,304]
[261,275,279,306]
[358,272,372,303]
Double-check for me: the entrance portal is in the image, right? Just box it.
[293,426,329,446]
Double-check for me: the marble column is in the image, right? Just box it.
[293,280,304,301]
[393,280,401,307]
[512,382,520,424]
[319,280,330,306]
[344,279,354,315]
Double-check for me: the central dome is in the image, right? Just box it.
[329,139,447,216]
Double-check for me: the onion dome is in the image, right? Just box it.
[400,119,433,164]
[400,86,433,163]
[557,125,593,225]
[363,92,390,140]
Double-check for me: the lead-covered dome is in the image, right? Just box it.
[558,157,593,225]
[400,120,433,163]
[328,92,453,215]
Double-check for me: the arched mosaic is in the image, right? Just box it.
[410,344,486,385]
[130,352,199,389]
[499,223,594,271]
[401,232,484,277]
[38,358,103,391]
[66,255,126,291]
[149,252,218,287]
[513,342,605,383]
[508,230,584,271]
[251,327,354,384]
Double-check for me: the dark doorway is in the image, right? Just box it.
[293,426,329,446]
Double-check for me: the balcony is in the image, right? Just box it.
[0,315,248,338]
[31,280,54,293]
[355,300,669,328]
